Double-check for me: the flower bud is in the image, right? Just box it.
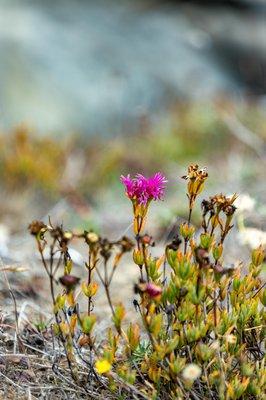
[212,244,223,261]
[260,288,266,307]
[85,231,99,244]
[200,233,213,250]
[120,236,134,252]
[127,323,140,351]
[81,281,99,297]
[59,275,80,291]
[81,315,97,334]
[233,277,241,292]
[251,245,265,267]
[28,220,47,236]
[54,294,66,313]
[196,343,213,362]
[63,231,73,241]
[180,223,195,240]
[145,282,162,299]
[133,249,144,265]
[241,363,254,377]
[141,234,155,246]
[195,247,209,268]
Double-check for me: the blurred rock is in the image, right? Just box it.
[0,0,264,134]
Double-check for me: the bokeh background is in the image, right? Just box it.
[0,0,265,313]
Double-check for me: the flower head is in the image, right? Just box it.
[59,275,80,291]
[134,282,162,299]
[145,282,162,298]
[182,363,202,381]
[120,172,167,205]
[95,359,111,374]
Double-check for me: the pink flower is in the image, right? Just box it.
[120,173,167,205]
[145,282,162,298]
[120,174,136,198]
[143,172,167,201]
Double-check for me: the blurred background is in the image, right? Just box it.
[0,0,265,308]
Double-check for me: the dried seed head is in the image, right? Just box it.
[183,165,208,197]
[210,193,237,214]
[167,235,182,251]
[213,262,224,273]
[119,236,134,252]
[28,220,47,236]
[50,226,63,239]
[195,247,210,267]
[85,231,99,244]
[201,199,214,216]
[59,275,80,291]
[224,204,237,216]
[100,238,113,260]
[188,164,199,173]
[63,231,73,241]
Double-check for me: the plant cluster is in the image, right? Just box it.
[28,165,265,399]
[0,127,68,193]
[1,101,265,202]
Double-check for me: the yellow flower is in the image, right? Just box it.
[95,359,111,374]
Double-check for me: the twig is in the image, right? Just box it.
[0,256,24,352]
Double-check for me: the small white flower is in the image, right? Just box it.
[182,363,201,381]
